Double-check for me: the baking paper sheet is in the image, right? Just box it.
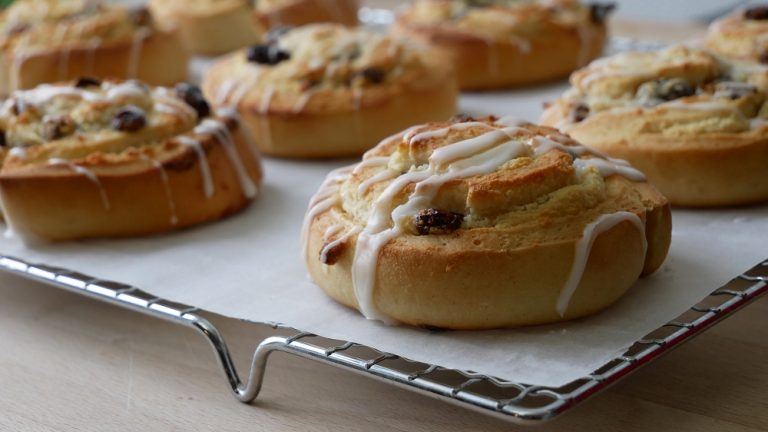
[2,85,766,387]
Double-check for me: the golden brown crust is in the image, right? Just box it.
[705,6,768,64]
[149,0,261,55]
[0,1,188,94]
[0,80,262,242]
[303,116,671,329]
[541,45,768,206]
[392,0,610,90]
[254,0,359,29]
[202,24,458,158]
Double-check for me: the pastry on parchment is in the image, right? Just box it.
[0,0,188,95]
[0,78,262,243]
[202,23,458,158]
[542,45,768,206]
[302,115,671,329]
[393,0,614,90]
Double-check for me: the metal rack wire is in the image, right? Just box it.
[1,254,765,424]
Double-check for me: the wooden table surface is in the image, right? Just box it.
[2,14,767,432]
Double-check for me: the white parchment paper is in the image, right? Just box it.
[1,85,766,387]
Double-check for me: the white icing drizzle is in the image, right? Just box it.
[292,91,313,114]
[47,158,110,210]
[323,224,345,243]
[306,122,653,324]
[126,28,151,79]
[358,169,398,195]
[320,227,361,265]
[141,156,178,225]
[8,147,28,159]
[259,86,275,114]
[573,158,646,181]
[556,211,647,317]
[301,165,355,263]
[750,118,767,129]
[85,38,101,75]
[194,119,257,199]
[176,136,215,198]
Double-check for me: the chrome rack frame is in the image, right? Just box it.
[1,254,766,424]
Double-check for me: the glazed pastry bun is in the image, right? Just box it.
[254,0,360,31]
[0,78,262,243]
[202,24,458,158]
[0,0,188,95]
[149,0,261,55]
[303,115,671,329]
[393,0,614,90]
[705,5,768,64]
[541,45,768,207]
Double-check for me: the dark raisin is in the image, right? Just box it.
[414,208,464,235]
[175,83,210,118]
[657,78,694,101]
[6,22,29,36]
[111,106,147,132]
[41,115,76,140]
[359,67,386,84]
[246,44,291,65]
[450,113,477,123]
[265,25,294,43]
[74,76,101,88]
[10,98,26,115]
[319,241,346,265]
[589,3,616,24]
[760,50,768,64]
[129,7,153,26]
[745,6,768,20]
[571,103,590,123]
[0,130,5,147]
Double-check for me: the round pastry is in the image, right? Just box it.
[0,0,189,95]
[541,45,768,207]
[0,78,262,243]
[149,0,262,56]
[202,24,458,158]
[302,115,671,329]
[705,4,768,64]
[392,0,614,90]
[254,0,359,31]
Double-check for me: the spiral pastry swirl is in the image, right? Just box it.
[0,78,262,243]
[0,0,188,94]
[705,5,768,64]
[303,115,670,329]
[203,23,457,158]
[393,0,614,90]
[542,45,768,206]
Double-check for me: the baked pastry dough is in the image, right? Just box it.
[393,0,613,90]
[202,24,458,158]
[303,115,671,329]
[541,45,768,206]
[149,0,359,56]
[254,0,359,31]
[149,0,261,56]
[0,78,262,243]
[705,5,768,64]
[0,0,188,95]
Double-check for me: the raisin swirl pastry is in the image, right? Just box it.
[393,0,614,90]
[202,24,458,158]
[705,5,768,64]
[541,45,768,207]
[302,116,671,329]
[0,0,188,95]
[0,78,262,243]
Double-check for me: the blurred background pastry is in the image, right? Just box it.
[202,23,458,158]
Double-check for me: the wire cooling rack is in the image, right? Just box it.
[0,254,765,424]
